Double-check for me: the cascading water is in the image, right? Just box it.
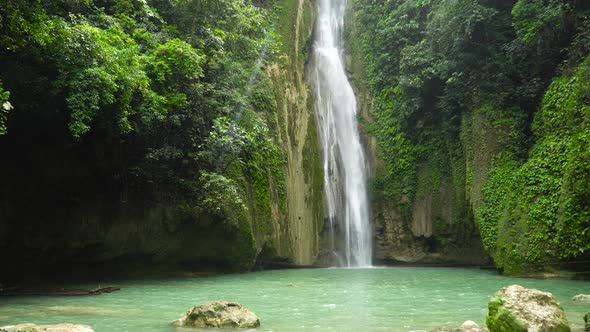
[310,0,372,267]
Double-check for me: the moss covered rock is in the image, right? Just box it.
[584,311,589,332]
[486,285,570,332]
[173,301,260,329]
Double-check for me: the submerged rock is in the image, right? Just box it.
[572,294,590,303]
[430,320,488,332]
[486,285,571,332]
[45,305,140,316]
[0,324,94,332]
[585,311,589,332]
[460,321,480,329]
[173,301,260,328]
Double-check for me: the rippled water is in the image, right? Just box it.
[1,267,589,331]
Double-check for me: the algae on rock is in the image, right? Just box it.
[264,0,324,265]
[345,0,489,265]
[173,301,260,329]
[486,285,571,332]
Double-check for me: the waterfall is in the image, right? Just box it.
[310,0,372,267]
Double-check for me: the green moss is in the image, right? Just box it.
[351,0,590,273]
[477,57,590,274]
[303,108,324,231]
[486,295,529,332]
[273,0,299,56]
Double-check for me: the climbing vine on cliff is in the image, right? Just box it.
[355,0,590,273]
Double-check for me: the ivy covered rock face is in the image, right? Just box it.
[486,285,571,332]
[0,324,95,332]
[353,0,590,273]
[173,301,260,329]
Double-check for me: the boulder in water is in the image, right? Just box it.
[0,324,94,332]
[486,285,571,332]
[572,294,590,303]
[584,311,589,332]
[173,300,260,328]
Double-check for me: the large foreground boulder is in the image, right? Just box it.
[173,301,260,328]
[0,324,94,332]
[486,285,571,332]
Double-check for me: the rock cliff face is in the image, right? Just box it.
[0,0,324,280]
[346,0,590,274]
[344,1,489,265]
[265,0,324,265]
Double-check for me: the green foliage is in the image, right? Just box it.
[512,0,570,43]
[0,83,12,134]
[475,153,520,268]
[199,171,247,227]
[60,22,154,137]
[477,57,590,274]
[358,0,512,203]
[0,0,287,270]
[148,38,204,92]
[356,0,590,273]
[200,116,251,170]
[0,1,55,50]
[369,84,419,200]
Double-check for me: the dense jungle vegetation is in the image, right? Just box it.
[356,0,590,274]
[2,0,590,277]
[0,0,289,272]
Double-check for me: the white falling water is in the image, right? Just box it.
[310,0,372,267]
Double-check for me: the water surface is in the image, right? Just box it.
[1,267,589,331]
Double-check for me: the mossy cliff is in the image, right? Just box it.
[264,0,324,265]
[476,57,590,275]
[345,1,488,265]
[350,1,590,273]
[0,0,323,280]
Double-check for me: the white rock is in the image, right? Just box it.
[572,294,590,303]
[461,320,480,329]
[0,323,94,332]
